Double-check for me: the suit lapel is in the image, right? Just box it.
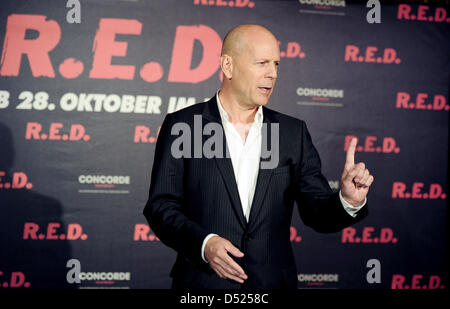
[203,96,248,230]
[214,157,248,230]
[247,109,276,231]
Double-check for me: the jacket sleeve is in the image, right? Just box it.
[294,120,368,233]
[143,112,210,266]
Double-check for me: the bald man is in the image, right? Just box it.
[144,24,373,289]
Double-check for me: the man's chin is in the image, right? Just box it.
[257,98,270,106]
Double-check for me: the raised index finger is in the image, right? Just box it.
[345,137,357,168]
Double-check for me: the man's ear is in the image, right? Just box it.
[220,54,233,80]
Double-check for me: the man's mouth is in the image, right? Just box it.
[258,87,272,94]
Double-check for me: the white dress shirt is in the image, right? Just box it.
[201,93,366,262]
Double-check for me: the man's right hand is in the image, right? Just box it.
[204,235,248,284]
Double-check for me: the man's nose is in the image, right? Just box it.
[266,63,277,80]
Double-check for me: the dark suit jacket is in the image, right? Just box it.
[143,96,368,289]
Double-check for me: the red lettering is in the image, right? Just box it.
[380,228,394,243]
[23,222,39,240]
[429,184,442,199]
[391,274,405,289]
[168,25,221,83]
[344,45,359,62]
[364,136,376,152]
[341,227,355,243]
[392,182,406,198]
[10,272,25,288]
[362,227,374,243]
[12,172,27,189]
[49,122,63,140]
[396,92,410,108]
[46,222,60,240]
[134,224,150,241]
[286,42,300,58]
[235,0,250,7]
[69,124,85,140]
[25,122,42,140]
[435,8,447,22]
[67,223,82,240]
[412,274,423,289]
[397,4,411,20]
[383,48,397,63]
[289,226,301,242]
[416,93,428,109]
[433,95,446,110]
[0,14,61,77]
[429,276,441,289]
[382,137,396,153]
[365,46,377,63]
[89,18,142,79]
[134,125,150,143]
[412,182,424,198]
[417,5,429,21]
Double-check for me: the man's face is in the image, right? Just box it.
[231,32,280,108]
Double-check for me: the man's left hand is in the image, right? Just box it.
[340,137,374,207]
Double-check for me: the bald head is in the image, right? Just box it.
[219,24,280,110]
[221,24,278,58]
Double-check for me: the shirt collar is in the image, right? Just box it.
[216,91,263,126]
